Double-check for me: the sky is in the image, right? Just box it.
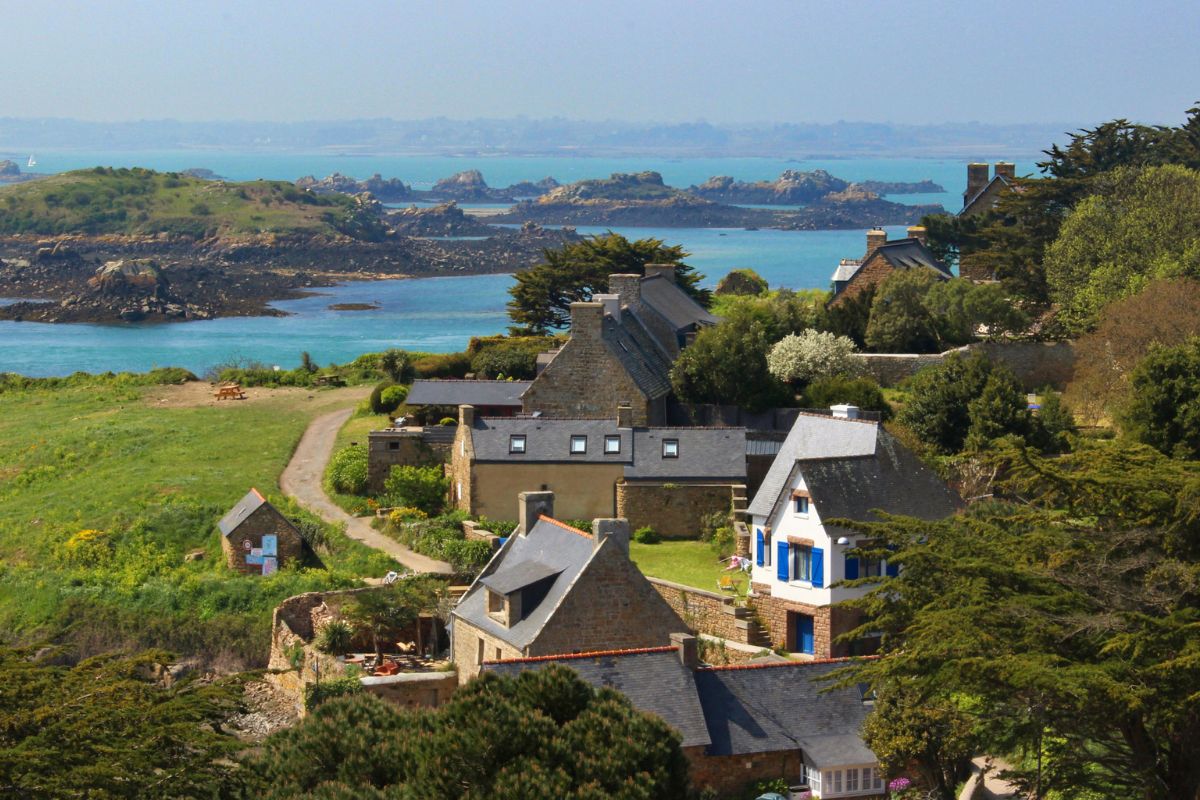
[0,0,1196,126]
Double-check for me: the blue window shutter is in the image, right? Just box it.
[776,541,790,581]
[844,554,858,580]
[811,547,824,587]
[755,529,764,567]
[885,560,900,578]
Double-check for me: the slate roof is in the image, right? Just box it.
[872,238,953,279]
[601,310,675,401]
[831,259,862,283]
[405,379,531,408]
[484,647,712,748]
[694,660,875,763]
[747,413,961,524]
[452,516,597,650]
[961,174,1015,216]
[626,428,747,480]
[639,274,720,332]
[467,418,746,481]
[217,488,269,537]
[478,560,562,594]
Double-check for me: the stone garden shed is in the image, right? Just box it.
[218,488,304,575]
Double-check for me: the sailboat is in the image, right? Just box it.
[26,155,36,168]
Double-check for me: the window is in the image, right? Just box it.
[488,590,503,613]
[833,769,843,794]
[495,647,502,661]
[570,435,587,454]
[847,767,859,792]
[790,544,813,582]
[794,495,809,514]
[388,441,400,451]
[475,637,484,666]
[861,557,884,578]
[604,434,621,454]
[873,768,884,790]
[509,435,526,453]
[662,438,679,458]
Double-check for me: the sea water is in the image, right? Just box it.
[0,152,1039,376]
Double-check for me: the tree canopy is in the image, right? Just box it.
[506,233,709,335]
[1121,337,1200,459]
[669,306,792,411]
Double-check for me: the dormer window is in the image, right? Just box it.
[570,435,587,454]
[509,435,526,454]
[487,589,504,614]
[604,435,621,454]
[662,439,679,458]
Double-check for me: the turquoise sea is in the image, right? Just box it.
[0,152,1039,376]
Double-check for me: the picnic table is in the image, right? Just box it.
[213,383,246,401]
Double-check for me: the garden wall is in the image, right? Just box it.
[857,341,1077,390]
[647,577,766,646]
[616,482,743,539]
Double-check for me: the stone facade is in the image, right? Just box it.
[520,302,663,425]
[616,481,741,538]
[361,672,458,709]
[750,582,864,659]
[684,747,804,799]
[857,340,1077,390]
[220,502,304,575]
[367,428,452,494]
[648,577,768,646]
[829,247,897,306]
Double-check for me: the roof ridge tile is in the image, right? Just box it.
[538,515,593,538]
[699,654,879,672]
[484,645,677,666]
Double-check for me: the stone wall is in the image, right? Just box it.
[220,504,304,574]
[616,481,740,539]
[684,746,804,798]
[367,429,446,494]
[452,620,524,683]
[361,671,458,709]
[857,341,1077,390]
[749,582,862,659]
[464,462,625,522]
[648,577,757,644]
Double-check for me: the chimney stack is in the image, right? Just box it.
[831,404,860,420]
[671,632,698,670]
[569,301,604,340]
[458,404,475,428]
[866,228,887,259]
[608,274,642,310]
[994,162,1016,180]
[906,226,927,245]
[965,162,989,205]
[592,293,620,323]
[644,263,677,284]
[616,402,633,429]
[592,517,631,554]
[517,490,554,535]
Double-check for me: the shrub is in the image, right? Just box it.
[303,675,362,711]
[467,336,555,380]
[378,384,408,412]
[766,329,861,386]
[327,445,369,496]
[315,620,354,656]
[965,369,1030,450]
[441,539,494,573]
[383,465,449,515]
[1032,388,1076,454]
[1121,338,1200,459]
[411,352,471,379]
[437,417,457,426]
[802,376,893,421]
[633,526,661,544]
[378,349,415,383]
[367,381,393,414]
[388,507,428,523]
[714,268,769,296]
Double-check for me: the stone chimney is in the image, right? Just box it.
[517,490,554,535]
[569,301,604,340]
[593,292,620,323]
[616,402,633,428]
[906,225,927,245]
[458,404,475,427]
[644,263,677,284]
[994,161,1016,179]
[831,404,860,420]
[608,273,642,310]
[965,162,989,205]
[671,632,698,669]
[592,517,631,554]
[866,228,887,259]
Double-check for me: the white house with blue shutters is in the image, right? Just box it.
[747,407,961,658]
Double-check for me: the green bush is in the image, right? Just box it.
[441,539,495,573]
[303,675,362,711]
[803,375,893,421]
[327,445,369,496]
[379,384,409,412]
[438,417,457,426]
[467,336,556,380]
[412,352,471,379]
[367,381,393,414]
[315,620,354,656]
[383,465,449,515]
[1121,338,1200,459]
[633,526,661,544]
[899,351,1014,453]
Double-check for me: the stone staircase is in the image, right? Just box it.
[725,603,772,648]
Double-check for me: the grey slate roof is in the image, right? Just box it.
[484,648,712,748]
[961,174,1015,215]
[452,517,597,650]
[602,311,675,401]
[831,259,862,283]
[873,238,953,279]
[639,275,720,332]
[626,428,747,480]
[405,379,531,408]
[468,417,633,464]
[478,560,562,595]
[217,489,268,537]
[694,660,875,761]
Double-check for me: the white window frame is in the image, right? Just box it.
[793,495,809,515]
[509,435,526,454]
[790,543,813,583]
[847,767,859,792]
[662,438,679,458]
[570,434,587,454]
[604,434,621,454]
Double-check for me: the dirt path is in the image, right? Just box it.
[279,407,453,574]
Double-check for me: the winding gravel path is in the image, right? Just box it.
[279,408,452,574]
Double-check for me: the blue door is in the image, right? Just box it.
[795,613,815,655]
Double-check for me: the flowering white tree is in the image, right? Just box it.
[766,330,861,385]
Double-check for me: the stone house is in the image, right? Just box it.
[484,640,884,799]
[218,488,304,575]
[958,161,1018,281]
[747,408,961,658]
[520,265,719,426]
[828,227,952,306]
[448,403,747,536]
[450,491,688,681]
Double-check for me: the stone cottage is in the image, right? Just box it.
[829,227,952,306]
[520,265,719,425]
[958,161,1019,281]
[450,491,688,681]
[449,403,747,536]
[218,488,304,575]
[485,640,884,799]
[746,408,961,658]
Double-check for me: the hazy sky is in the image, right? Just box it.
[2,0,1196,125]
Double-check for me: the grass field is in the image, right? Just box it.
[630,540,744,595]
[0,378,391,668]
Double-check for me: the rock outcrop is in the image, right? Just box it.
[386,202,497,237]
[690,169,850,204]
[296,173,413,202]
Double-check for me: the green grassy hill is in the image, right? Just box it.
[0,166,380,238]
[0,375,395,668]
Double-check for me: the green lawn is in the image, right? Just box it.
[0,379,392,668]
[630,540,746,595]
